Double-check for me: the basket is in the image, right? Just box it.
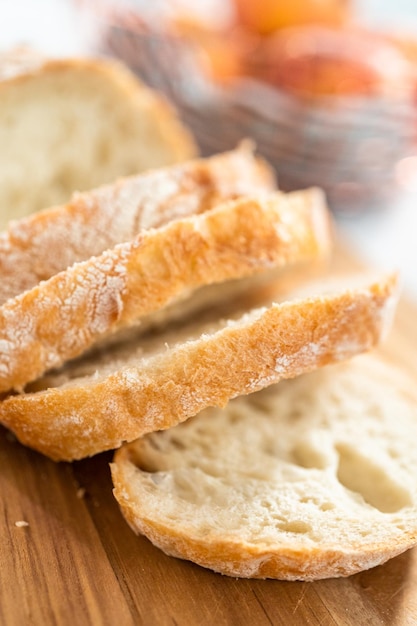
[84,3,417,213]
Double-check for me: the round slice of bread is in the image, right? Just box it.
[0,188,331,393]
[0,273,398,461]
[111,354,417,580]
[0,49,196,229]
[0,142,275,304]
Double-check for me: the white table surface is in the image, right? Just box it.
[2,0,417,301]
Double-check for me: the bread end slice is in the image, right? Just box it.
[0,51,197,227]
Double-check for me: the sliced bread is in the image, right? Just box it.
[0,49,196,228]
[0,272,398,460]
[0,188,331,394]
[0,143,275,304]
[111,354,417,580]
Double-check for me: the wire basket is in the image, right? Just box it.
[83,3,417,213]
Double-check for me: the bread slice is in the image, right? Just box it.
[0,143,275,304]
[0,49,196,229]
[111,354,417,580]
[0,189,331,393]
[0,272,398,460]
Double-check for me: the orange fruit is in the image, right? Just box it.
[233,0,350,35]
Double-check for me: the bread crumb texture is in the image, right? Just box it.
[112,355,417,580]
[0,55,196,228]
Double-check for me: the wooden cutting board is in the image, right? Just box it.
[1,247,417,626]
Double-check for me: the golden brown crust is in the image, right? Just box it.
[0,190,331,393]
[0,274,398,460]
[112,474,416,581]
[0,144,276,303]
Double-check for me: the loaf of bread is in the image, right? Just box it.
[0,188,331,393]
[111,354,417,580]
[0,49,196,228]
[0,272,397,460]
[0,143,275,304]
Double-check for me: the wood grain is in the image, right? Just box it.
[1,247,417,626]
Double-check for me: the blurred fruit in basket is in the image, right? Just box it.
[390,33,417,66]
[250,26,414,98]
[86,0,417,212]
[170,4,416,100]
[193,32,247,82]
[233,0,351,35]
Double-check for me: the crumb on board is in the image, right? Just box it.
[15,520,29,528]
[76,487,86,499]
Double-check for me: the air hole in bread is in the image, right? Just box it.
[292,439,329,470]
[299,496,335,512]
[277,520,312,534]
[128,447,158,473]
[319,502,335,512]
[336,444,412,513]
[134,460,157,473]
[387,447,400,460]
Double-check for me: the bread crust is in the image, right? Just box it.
[111,355,417,580]
[0,189,331,393]
[113,483,416,581]
[0,274,398,460]
[0,144,275,303]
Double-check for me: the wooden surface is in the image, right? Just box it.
[1,248,417,626]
